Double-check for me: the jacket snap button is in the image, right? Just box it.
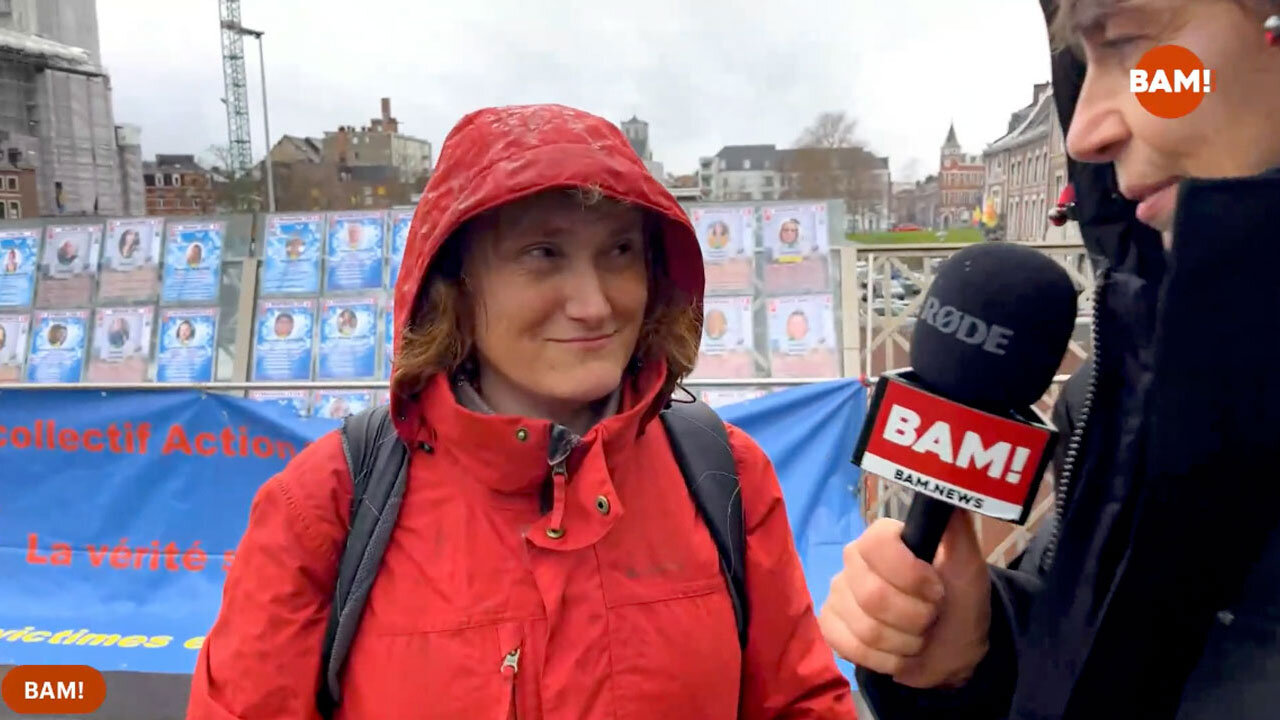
[595,496,611,515]
[545,526,565,539]
[515,428,529,442]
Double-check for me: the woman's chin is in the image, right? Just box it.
[539,366,626,406]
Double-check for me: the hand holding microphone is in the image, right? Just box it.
[820,243,1077,687]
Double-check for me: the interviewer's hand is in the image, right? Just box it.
[818,510,991,689]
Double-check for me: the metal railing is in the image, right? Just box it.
[6,377,838,393]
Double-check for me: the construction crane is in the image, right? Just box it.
[218,0,253,175]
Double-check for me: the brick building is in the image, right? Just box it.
[937,123,985,229]
[143,155,216,216]
[0,162,39,219]
[321,98,432,184]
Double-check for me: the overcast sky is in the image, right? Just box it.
[97,0,1053,183]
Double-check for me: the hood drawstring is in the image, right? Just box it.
[544,425,578,537]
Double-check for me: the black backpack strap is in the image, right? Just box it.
[317,404,410,719]
[660,396,749,649]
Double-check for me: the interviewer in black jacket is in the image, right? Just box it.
[819,1,1280,718]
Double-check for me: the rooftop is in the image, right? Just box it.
[144,154,208,174]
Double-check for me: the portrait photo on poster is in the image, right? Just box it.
[761,204,832,294]
[88,306,155,382]
[156,307,218,383]
[0,229,39,308]
[248,389,311,418]
[25,309,89,383]
[690,294,756,380]
[161,222,224,304]
[325,210,386,292]
[388,208,413,290]
[99,217,164,303]
[692,205,755,293]
[767,293,840,378]
[313,389,373,420]
[0,312,31,382]
[318,295,378,380]
[252,299,316,381]
[261,213,323,296]
[36,225,103,308]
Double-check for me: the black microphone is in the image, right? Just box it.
[854,242,1078,561]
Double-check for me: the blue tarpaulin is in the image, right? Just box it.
[0,380,866,680]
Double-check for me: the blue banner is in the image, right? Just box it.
[0,380,866,681]
[25,310,89,383]
[0,228,39,307]
[317,296,377,380]
[161,222,224,304]
[325,211,385,292]
[252,299,315,381]
[261,214,323,296]
[155,308,218,383]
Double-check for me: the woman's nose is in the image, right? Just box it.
[1066,72,1132,164]
[563,268,612,323]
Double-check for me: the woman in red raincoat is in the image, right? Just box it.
[185,104,856,720]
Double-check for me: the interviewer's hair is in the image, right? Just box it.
[392,187,702,401]
[1050,0,1279,52]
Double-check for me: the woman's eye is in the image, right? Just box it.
[613,237,641,256]
[524,245,557,260]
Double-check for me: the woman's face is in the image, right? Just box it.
[780,221,800,245]
[466,191,649,407]
[121,231,139,258]
[1067,0,1280,240]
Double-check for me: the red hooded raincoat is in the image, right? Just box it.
[186,104,855,720]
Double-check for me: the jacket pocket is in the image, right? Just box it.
[605,583,741,720]
[336,621,527,719]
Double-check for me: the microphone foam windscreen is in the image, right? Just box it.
[909,243,1079,411]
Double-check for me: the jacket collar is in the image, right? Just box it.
[416,359,667,494]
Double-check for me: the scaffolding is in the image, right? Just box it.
[0,0,131,217]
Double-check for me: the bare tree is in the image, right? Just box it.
[794,111,858,149]
[785,112,886,228]
[202,144,263,213]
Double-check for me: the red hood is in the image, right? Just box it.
[389,103,704,443]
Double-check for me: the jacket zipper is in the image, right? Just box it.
[1040,272,1105,573]
[500,646,520,720]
